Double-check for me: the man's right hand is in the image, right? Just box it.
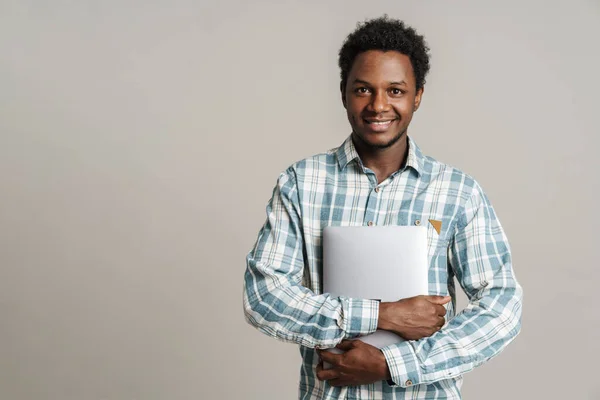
[377,295,451,340]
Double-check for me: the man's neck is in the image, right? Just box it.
[352,133,409,184]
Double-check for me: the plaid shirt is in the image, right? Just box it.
[243,135,523,399]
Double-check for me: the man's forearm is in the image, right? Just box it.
[243,265,380,348]
[381,284,523,387]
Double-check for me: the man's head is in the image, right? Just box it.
[338,16,430,150]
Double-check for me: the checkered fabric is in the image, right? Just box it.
[243,135,523,399]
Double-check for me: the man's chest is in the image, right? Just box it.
[297,172,465,296]
[298,172,464,244]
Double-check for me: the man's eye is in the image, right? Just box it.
[390,88,404,95]
[355,87,370,94]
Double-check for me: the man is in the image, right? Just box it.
[243,16,522,399]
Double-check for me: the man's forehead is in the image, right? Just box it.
[352,50,412,68]
[349,51,415,83]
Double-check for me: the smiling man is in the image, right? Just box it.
[243,16,522,399]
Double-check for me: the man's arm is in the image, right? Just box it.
[381,182,523,388]
[243,168,379,348]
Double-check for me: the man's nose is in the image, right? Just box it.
[369,91,390,113]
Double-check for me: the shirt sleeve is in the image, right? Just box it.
[243,168,379,349]
[381,181,523,388]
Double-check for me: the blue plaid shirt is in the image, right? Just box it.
[243,135,523,399]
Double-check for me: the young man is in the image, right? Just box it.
[243,16,522,399]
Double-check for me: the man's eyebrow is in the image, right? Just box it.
[352,79,372,86]
[352,79,408,86]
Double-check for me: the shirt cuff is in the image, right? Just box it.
[381,341,422,388]
[340,297,379,338]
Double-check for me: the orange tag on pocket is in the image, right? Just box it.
[428,219,442,235]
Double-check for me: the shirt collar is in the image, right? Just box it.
[335,134,423,177]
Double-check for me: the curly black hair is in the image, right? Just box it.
[338,15,431,91]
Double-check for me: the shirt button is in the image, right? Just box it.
[367,221,374,226]
[414,220,421,226]
[405,380,413,386]
[374,187,380,193]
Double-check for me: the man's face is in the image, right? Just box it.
[342,50,423,149]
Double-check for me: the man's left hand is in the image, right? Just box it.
[316,340,391,387]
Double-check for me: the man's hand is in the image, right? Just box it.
[315,340,391,387]
[378,295,451,340]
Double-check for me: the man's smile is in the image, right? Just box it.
[362,118,398,132]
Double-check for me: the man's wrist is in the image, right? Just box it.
[377,302,390,331]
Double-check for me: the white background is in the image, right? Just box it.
[1,0,599,399]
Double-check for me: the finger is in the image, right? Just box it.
[328,378,346,387]
[435,304,447,316]
[318,349,343,366]
[427,295,452,305]
[316,363,322,374]
[437,316,445,328]
[335,340,356,351]
[316,366,341,381]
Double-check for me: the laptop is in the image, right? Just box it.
[322,225,429,352]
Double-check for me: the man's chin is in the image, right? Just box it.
[354,131,405,150]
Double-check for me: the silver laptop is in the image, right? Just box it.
[323,225,429,350]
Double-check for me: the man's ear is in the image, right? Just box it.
[340,81,347,109]
[414,87,424,112]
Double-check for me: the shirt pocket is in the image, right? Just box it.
[425,218,452,296]
[425,218,449,257]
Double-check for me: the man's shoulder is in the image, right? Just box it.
[421,153,480,196]
[282,147,340,178]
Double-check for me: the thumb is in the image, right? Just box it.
[427,295,452,305]
[335,340,356,351]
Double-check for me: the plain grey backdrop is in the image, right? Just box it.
[1,0,599,399]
